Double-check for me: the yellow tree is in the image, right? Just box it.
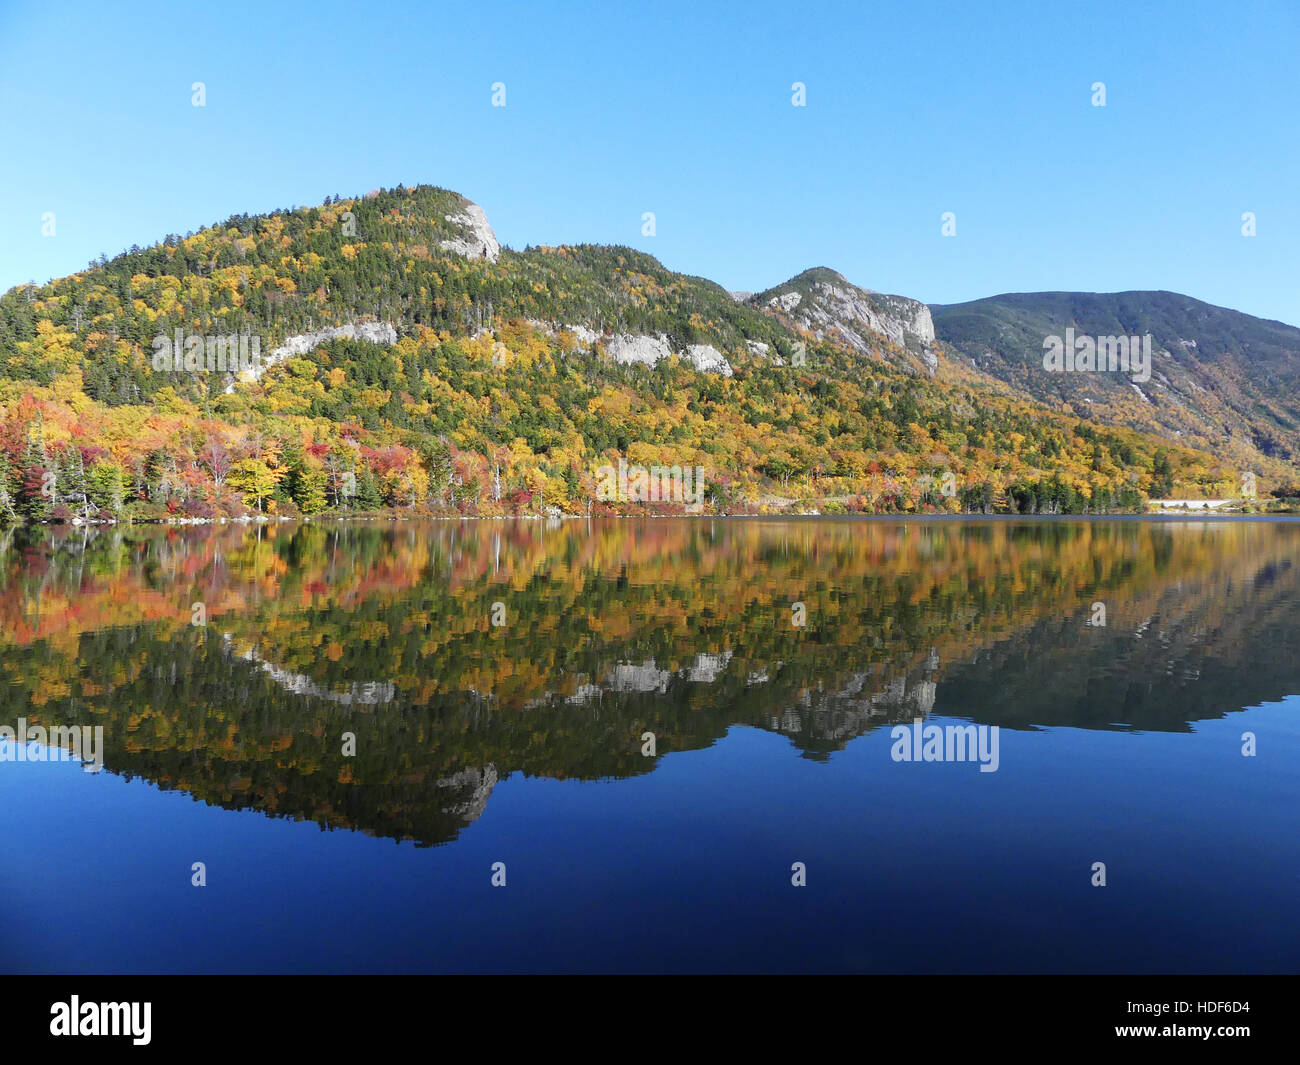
[229,457,286,513]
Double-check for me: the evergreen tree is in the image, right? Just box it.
[356,468,383,510]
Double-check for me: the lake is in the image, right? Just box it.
[1,517,1297,973]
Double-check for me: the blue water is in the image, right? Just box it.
[1,518,1297,973]
[3,700,1295,973]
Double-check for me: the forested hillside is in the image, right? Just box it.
[932,290,1300,473]
[0,184,1287,525]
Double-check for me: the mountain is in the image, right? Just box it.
[930,291,1300,472]
[751,267,938,376]
[0,184,795,403]
[0,184,1290,526]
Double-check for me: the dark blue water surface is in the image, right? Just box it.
[1,518,1296,972]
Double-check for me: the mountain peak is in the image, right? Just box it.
[439,198,500,263]
[752,267,935,370]
[790,266,851,287]
[930,289,1300,467]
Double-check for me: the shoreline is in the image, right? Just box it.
[5,509,1299,530]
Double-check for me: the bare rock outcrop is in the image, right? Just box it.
[225,320,397,393]
[605,333,733,376]
[757,268,938,374]
[439,202,501,262]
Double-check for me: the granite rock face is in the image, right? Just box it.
[605,333,733,376]
[756,268,938,374]
[866,291,936,353]
[439,202,501,262]
[605,333,674,368]
[512,322,733,374]
[225,320,398,393]
[683,343,732,375]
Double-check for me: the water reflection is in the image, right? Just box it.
[1,518,1296,846]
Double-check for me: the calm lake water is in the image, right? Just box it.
[1,517,1297,973]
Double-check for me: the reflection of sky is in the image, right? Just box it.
[3,698,1297,974]
[0,739,102,772]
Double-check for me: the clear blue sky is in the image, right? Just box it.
[2,0,1297,323]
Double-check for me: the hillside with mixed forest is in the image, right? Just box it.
[931,290,1300,472]
[0,184,1294,525]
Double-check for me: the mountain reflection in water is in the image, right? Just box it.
[1,517,1296,848]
